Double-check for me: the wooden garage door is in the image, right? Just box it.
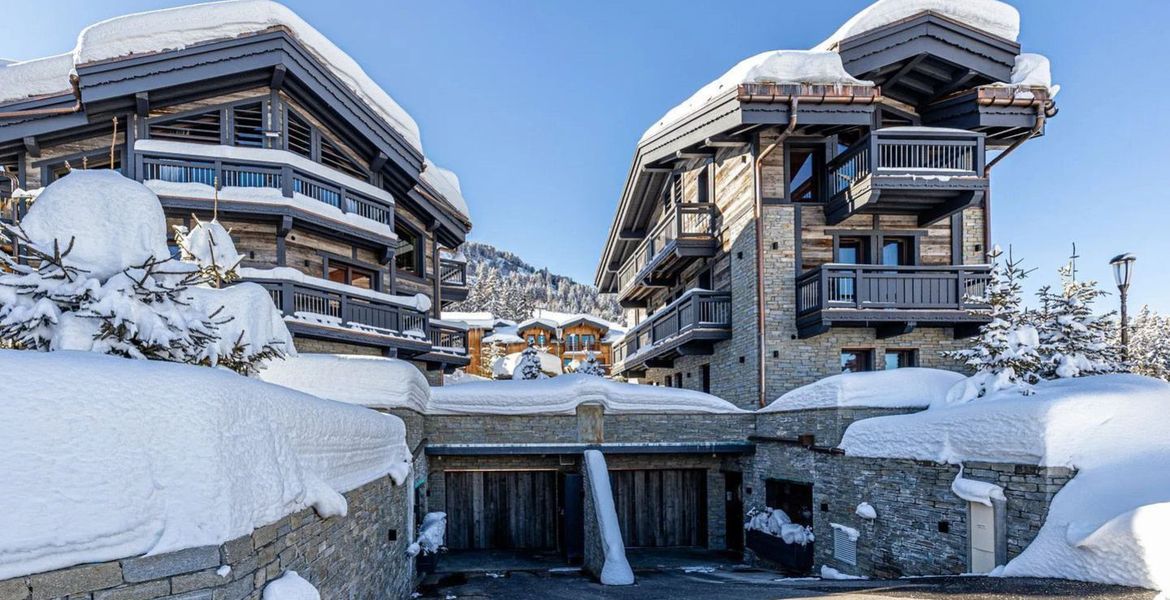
[445,471,559,550]
[610,469,707,547]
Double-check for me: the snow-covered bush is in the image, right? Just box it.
[943,246,1042,403]
[516,343,543,380]
[576,351,605,377]
[1129,306,1170,381]
[173,216,243,285]
[1032,263,1122,379]
[0,170,293,374]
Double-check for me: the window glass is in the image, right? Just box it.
[837,237,868,265]
[394,224,420,275]
[882,237,913,267]
[841,349,873,373]
[788,146,821,202]
[884,350,917,369]
[350,269,373,290]
[327,265,347,284]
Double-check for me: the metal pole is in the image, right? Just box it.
[1119,286,1129,360]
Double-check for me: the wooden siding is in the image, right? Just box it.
[444,470,559,550]
[610,468,708,548]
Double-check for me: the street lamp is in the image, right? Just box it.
[1110,253,1136,357]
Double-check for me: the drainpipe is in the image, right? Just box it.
[0,75,82,119]
[752,97,798,408]
[979,103,1049,259]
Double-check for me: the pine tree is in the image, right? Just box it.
[1129,306,1170,381]
[1033,263,1122,378]
[576,351,605,377]
[479,341,505,378]
[943,246,1042,402]
[516,343,543,380]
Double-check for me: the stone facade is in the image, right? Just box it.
[0,476,415,600]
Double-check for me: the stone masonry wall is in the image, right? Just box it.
[756,407,915,447]
[0,475,415,600]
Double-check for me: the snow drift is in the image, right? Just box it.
[263,570,319,600]
[839,374,1170,591]
[759,368,964,412]
[259,353,430,413]
[429,373,747,415]
[0,350,411,580]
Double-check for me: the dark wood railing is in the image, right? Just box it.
[429,320,469,355]
[828,129,985,198]
[617,203,718,294]
[250,278,429,338]
[613,290,731,365]
[796,264,991,316]
[139,152,392,227]
[439,258,467,287]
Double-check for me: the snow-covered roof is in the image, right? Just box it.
[758,368,965,413]
[0,349,410,580]
[517,308,626,335]
[839,374,1170,591]
[482,328,524,345]
[421,160,471,221]
[258,353,430,413]
[441,311,502,330]
[491,349,564,378]
[429,373,748,415]
[0,53,74,105]
[814,0,1020,52]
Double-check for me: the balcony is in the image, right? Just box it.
[439,257,469,303]
[616,203,719,303]
[795,264,992,339]
[421,319,471,369]
[612,290,732,376]
[825,128,987,227]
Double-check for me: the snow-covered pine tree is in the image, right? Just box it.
[173,216,243,287]
[516,343,543,380]
[1129,306,1170,381]
[1033,263,1122,378]
[943,246,1042,403]
[479,341,505,378]
[576,351,605,377]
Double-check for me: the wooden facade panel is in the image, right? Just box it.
[610,468,707,548]
[444,470,559,550]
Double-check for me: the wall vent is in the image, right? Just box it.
[833,527,858,565]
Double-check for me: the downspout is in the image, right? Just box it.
[753,96,798,408]
[979,103,1049,258]
[0,74,82,119]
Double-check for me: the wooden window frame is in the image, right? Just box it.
[884,348,919,369]
[829,229,925,267]
[393,221,425,278]
[840,348,875,373]
[784,140,829,203]
[322,252,383,292]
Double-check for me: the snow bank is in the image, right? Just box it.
[262,571,319,600]
[840,374,1170,591]
[584,450,634,586]
[0,350,411,580]
[759,368,964,412]
[0,53,74,105]
[74,0,422,153]
[641,50,868,143]
[259,353,429,413]
[815,0,1020,51]
[421,160,470,220]
[429,374,747,415]
[19,170,172,279]
[820,565,866,580]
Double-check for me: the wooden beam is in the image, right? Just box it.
[704,135,748,148]
[675,149,716,160]
[643,166,674,173]
[619,299,647,309]
[135,92,150,117]
[876,321,916,339]
[917,191,982,227]
[21,137,39,158]
[897,74,936,95]
[617,227,646,240]
[370,151,389,173]
[933,70,979,99]
[270,65,287,91]
[915,60,955,82]
[884,54,927,89]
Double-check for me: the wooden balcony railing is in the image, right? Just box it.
[251,278,429,338]
[429,320,469,355]
[616,203,718,294]
[139,152,392,226]
[827,128,985,198]
[439,258,467,287]
[612,289,731,365]
[796,264,992,317]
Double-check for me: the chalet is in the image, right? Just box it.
[443,308,625,376]
[0,1,473,378]
[595,0,1056,409]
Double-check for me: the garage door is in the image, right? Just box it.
[610,469,707,547]
[445,471,559,550]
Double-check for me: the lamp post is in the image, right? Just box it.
[1110,253,1136,358]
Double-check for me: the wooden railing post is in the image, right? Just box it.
[281,165,293,197]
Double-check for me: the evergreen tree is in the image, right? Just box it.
[516,343,543,380]
[479,341,505,378]
[576,351,605,377]
[1129,306,1170,381]
[1033,263,1122,378]
[943,246,1042,402]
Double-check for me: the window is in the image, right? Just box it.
[232,103,266,148]
[394,223,422,276]
[581,334,595,351]
[701,364,711,394]
[836,236,870,265]
[567,333,579,351]
[787,145,823,202]
[841,349,874,373]
[696,167,710,203]
[327,261,378,290]
[884,349,918,370]
[537,334,547,346]
[674,373,683,388]
[881,237,914,267]
[527,336,535,345]
[149,109,222,144]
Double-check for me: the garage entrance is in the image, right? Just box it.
[444,470,560,550]
[610,469,708,547]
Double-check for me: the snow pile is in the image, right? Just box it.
[0,350,411,580]
[429,374,747,415]
[815,0,1020,51]
[0,53,74,105]
[262,571,319,600]
[490,348,563,379]
[855,502,877,520]
[820,565,866,580]
[951,467,1006,507]
[641,50,868,142]
[173,217,244,282]
[759,368,964,412]
[190,282,298,370]
[413,512,447,555]
[421,160,470,220]
[584,450,634,586]
[1009,53,1058,94]
[259,353,430,413]
[840,374,1170,591]
[745,507,815,545]
[73,0,422,152]
[444,369,490,385]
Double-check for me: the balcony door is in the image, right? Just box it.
[834,237,869,302]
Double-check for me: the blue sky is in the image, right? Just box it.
[5,1,1167,312]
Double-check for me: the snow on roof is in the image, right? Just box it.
[1007,53,1058,95]
[482,329,524,345]
[441,311,500,330]
[71,0,423,153]
[814,0,1020,51]
[839,374,1170,591]
[517,308,625,334]
[640,50,869,143]
[0,53,74,105]
[491,349,564,378]
[19,170,172,279]
[258,353,430,413]
[759,368,966,413]
[429,374,748,415]
[421,160,470,221]
[0,349,410,580]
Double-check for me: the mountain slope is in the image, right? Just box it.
[448,242,622,324]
